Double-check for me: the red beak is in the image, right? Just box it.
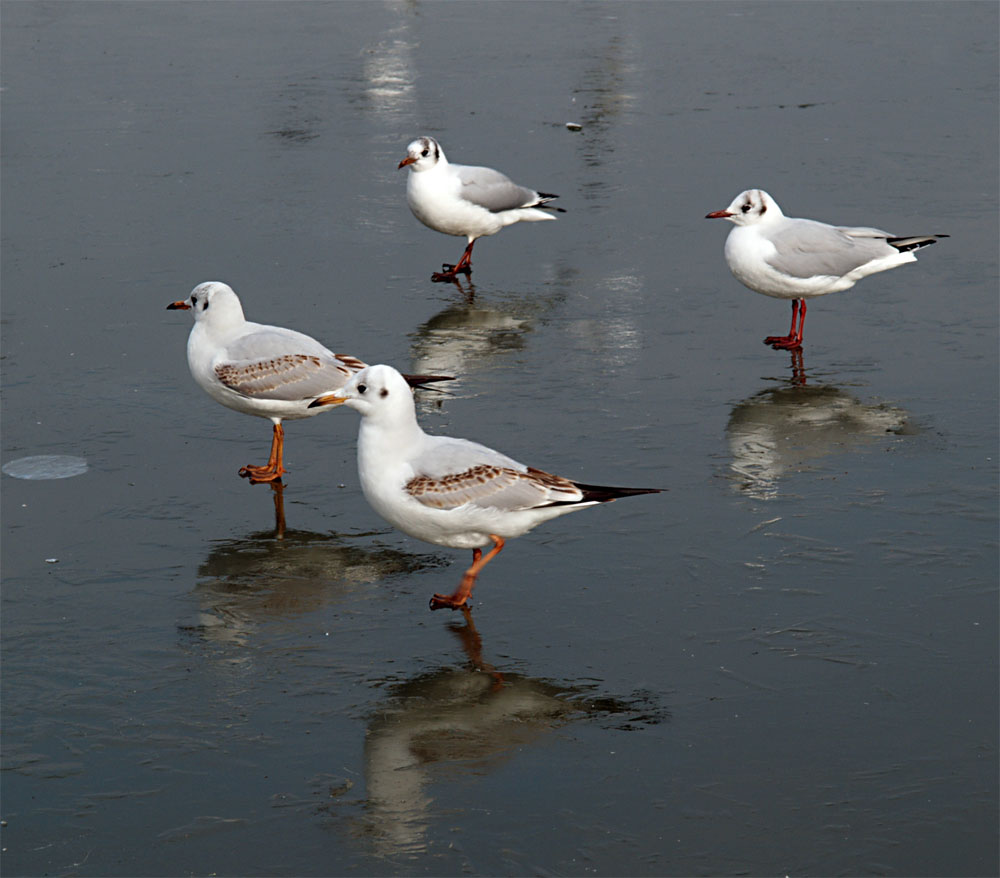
[397,156,416,169]
[705,210,734,219]
[166,300,191,310]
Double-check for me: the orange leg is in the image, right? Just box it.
[432,240,476,282]
[239,422,287,483]
[449,605,505,688]
[269,479,287,538]
[429,534,505,610]
[764,299,807,350]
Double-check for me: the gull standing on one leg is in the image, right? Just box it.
[399,136,564,283]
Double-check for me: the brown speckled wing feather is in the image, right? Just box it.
[216,353,358,400]
[406,464,583,511]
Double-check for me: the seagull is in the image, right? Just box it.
[706,189,946,350]
[167,282,450,483]
[398,136,564,283]
[310,364,661,610]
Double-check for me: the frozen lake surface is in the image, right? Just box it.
[2,2,997,875]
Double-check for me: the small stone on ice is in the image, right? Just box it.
[565,122,583,131]
[45,558,59,564]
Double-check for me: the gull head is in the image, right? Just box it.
[706,189,783,226]
[398,136,443,171]
[309,364,415,420]
[166,281,245,324]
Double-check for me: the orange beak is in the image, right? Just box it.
[166,300,191,310]
[705,210,734,219]
[308,393,348,409]
[398,156,416,169]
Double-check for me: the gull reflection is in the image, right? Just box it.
[565,272,645,373]
[408,288,533,383]
[727,354,911,500]
[570,11,638,178]
[181,484,444,650]
[359,8,417,120]
[353,609,663,857]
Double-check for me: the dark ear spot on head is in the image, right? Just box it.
[380,387,389,398]
[759,202,767,215]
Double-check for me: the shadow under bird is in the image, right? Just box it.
[310,364,661,610]
[398,136,564,283]
[706,189,947,350]
[167,282,451,483]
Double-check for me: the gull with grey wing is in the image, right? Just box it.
[399,136,564,283]
[707,189,946,350]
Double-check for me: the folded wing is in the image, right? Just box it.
[407,463,584,511]
[216,329,364,401]
[454,163,546,213]
[765,220,897,279]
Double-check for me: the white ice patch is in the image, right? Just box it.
[2,455,89,480]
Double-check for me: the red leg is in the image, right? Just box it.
[239,422,287,483]
[764,299,805,350]
[795,299,807,346]
[432,240,476,282]
[429,535,505,610]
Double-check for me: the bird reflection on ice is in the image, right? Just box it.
[351,610,662,857]
[409,290,533,383]
[181,483,445,649]
[727,358,912,500]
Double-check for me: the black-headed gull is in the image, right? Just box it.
[398,136,564,283]
[167,282,450,483]
[310,364,660,610]
[706,189,947,350]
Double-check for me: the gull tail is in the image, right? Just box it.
[887,234,948,254]
[402,373,455,390]
[533,191,566,213]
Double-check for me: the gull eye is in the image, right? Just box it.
[741,202,753,213]
[357,383,367,394]
[420,148,429,157]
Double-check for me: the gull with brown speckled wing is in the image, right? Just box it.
[167,282,450,483]
[311,364,660,610]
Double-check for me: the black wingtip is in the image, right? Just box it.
[574,483,665,503]
[886,234,948,253]
[535,192,566,213]
[402,373,456,390]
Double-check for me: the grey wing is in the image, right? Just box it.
[453,163,541,212]
[216,328,364,400]
[415,436,526,479]
[766,219,896,279]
